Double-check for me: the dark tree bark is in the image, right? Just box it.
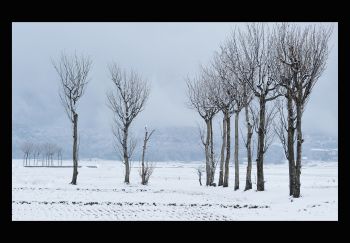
[244,105,253,191]
[205,119,211,186]
[218,116,226,186]
[223,111,231,187]
[275,95,296,196]
[209,119,216,185]
[294,86,303,198]
[140,128,146,184]
[287,94,296,196]
[71,113,78,185]
[123,125,130,184]
[256,97,266,191]
[234,112,239,190]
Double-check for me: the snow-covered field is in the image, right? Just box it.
[12,159,338,221]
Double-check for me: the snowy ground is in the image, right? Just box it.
[12,159,338,221]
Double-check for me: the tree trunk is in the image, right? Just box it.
[234,112,239,190]
[244,105,253,191]
[141,128,148,185]
[223,111,230,187]
[123,125,130,184]
[125,158,130,184]
[257,97,266,191]
[209,118,215,185]
[287,93,296,196]
[218,116,226,186]
[71,113,78,185]
[294,92,303,198]
[205,120,211,186]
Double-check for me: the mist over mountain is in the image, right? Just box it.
[12,121,337,163]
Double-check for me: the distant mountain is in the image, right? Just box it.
[12,121,338,162]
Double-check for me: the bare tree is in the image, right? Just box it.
[223,81,247,191]
[41,143,47,166]
[237,23,282,191]
[56,146,63,166]
[274,23,333,197]
[217,114,227,186]
[107,63,150,184]
[197,121,218,185]
[234,88,247,190]
[239,102,255,190]
[211,63,248,190]
[52,52,92,184]
[43,143,51,166]
[220,29,255,191]
[274,97,296,196]
[204,54,237,187]
[32,143,41,166]
[195,166,204,186]
[139,126,155,185]
[186,69,219,186]
[41,143,55,166]
[48,143,56,166]
[20,142,33,166]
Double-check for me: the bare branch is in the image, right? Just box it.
[53,52,92,122]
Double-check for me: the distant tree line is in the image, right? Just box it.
[20,142,63,167]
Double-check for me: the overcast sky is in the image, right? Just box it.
[12,22,338,136]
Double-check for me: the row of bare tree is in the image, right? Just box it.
[52,54,155,185]
[20,142,63,166]
[187,23,332,198]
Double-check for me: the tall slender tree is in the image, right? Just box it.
[238,23,282,191]
[220,29,255,190]
[53,52,92,185]
[186,69,219,186]
[205,54,237,187]
[20,142,33,166]
[107,63,150,184]
[140,126,155,185]
[274,23,333,197]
